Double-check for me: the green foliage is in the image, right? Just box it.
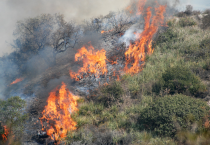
[0,96,28,142]
[200,37,210,49]
[156,28,178,45]
[203,59,210,70]
[176,130,210,145]
[179,17,197,27]
[97,81,124,107]
[152,66,206,96]
[138,94,210,137]
[69,12,210,144]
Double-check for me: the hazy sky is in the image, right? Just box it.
[0,0,209,57]
[181,0,210,10]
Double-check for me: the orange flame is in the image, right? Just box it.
[101,28,114,34]
[70,43,107,81]
[124,5,166,74]
[136,0,147,15]
[125,5,133,14]
[39,82,78,140]
[10,78,24,85]
[1,126,9,141]
[101,30,105,34]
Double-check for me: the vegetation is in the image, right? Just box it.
[94,81,124,107]
[13,14,80,66]
[1,4,210,145]
[152,66,206,96]
[138,94,210,137]
[66,6,210,144]
[0,96,28,144]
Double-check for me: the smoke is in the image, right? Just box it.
[119,0,180,46]
[0,0,209,99]
[0,0,130,57]
[25,47,55,79]
[119,23,143,47]
[0,57,19,99]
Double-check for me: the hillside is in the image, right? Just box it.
[63,9,210,145]
[0,2,210,145]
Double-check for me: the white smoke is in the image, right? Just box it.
[119,23,143,47]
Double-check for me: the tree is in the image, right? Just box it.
[185,5,193,15]
[13,14,81,65]
[0,96,28,144]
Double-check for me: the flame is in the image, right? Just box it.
[1,126,9,141]
[10,78,24,85]
[125,5,133,14]
[101,28,114,34]
[124,4,166,74]
[70,43,107,81]
[39,82,78,140]
[136,0,147,15]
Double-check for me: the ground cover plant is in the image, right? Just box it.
[65,8,210,145]
[1,3,210,145]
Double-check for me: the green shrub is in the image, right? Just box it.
[138,94,210,137]
[200,37,210,49]
[179,17,197,27]
[0,96,28,143]
[203,60,210,70]
[156,28,178,45]
[97,81,124,107]
[152,66,206,96]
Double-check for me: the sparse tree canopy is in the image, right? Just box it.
[13,14,81,65]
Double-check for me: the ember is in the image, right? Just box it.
[10,78,24,85]
[39,82,78,141]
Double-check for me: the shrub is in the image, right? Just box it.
[96,81,124,107]
[0,96,28,143]
[138,94,210,137]
[179,17,197,27]
[66,126,133,145]
[200,37,210,49]
[156,28,178,45]
[152,66,206,96]
[185,5,193,15]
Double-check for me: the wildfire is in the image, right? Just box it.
[10,78,24,85]
[101,29,114,34]
[70,43,107,81]
[101,30,105,34]
[125,5,133,14]
[70,1,167,79]
[1,126,9,141]
[39,82,79,141]
[124,4,166,74]
[136,0,147,15]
